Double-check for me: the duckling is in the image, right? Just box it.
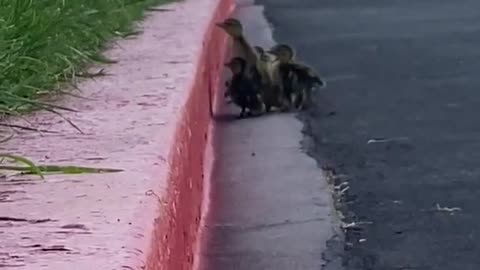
[267,44,326,110]
[224,80,234,104]
[252,46,273,88]
[216,18,257,73]
[224,57,263,118]
[253,45,286,112]
[267,44,301,110]
[288,63,326,110]
[216,18,288,112]
[217,19,280,109]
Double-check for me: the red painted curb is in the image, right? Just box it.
[144,1,234,269]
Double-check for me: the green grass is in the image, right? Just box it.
[0,153,124,179]
[0,0,173,178]
[0,0,171,116]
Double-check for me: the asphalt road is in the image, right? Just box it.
[257,0,480,269]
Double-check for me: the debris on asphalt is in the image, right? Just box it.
[435,203,462,213]
[367,137,410,144]
[334,181,349,191]
[341,221,373,230]
[339,186,350,195]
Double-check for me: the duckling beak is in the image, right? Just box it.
[266,49,277,55]
[216,22,226,29]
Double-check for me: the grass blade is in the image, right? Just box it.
[0,154,44,179]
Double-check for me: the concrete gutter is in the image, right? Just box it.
[0,0,233,269]
[196,2,343,269]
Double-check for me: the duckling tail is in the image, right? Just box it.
[314,77,326,87]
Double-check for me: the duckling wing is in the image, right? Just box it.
[255,57,277,87]
[285,62,325,86]
[266,60,282,86]
[234,36,258,70]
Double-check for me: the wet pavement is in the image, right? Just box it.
[199,1,339,269]
[257,0,480,269]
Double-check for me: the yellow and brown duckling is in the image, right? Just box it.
[252,46,274,88]
[217,18,272,109]
[224,57,264,118]
[216,18,258,73]
[268,44,326,110]
[252,45,287,112]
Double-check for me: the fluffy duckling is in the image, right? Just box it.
[267,44,301,109]
[224,57,263,118]
[216,18,258,73]
[253,45,286,112]
[216,18,288,112]
[217,18,272,109]
[268,44,326,110]
[290,63,326,110]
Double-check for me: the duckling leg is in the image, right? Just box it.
[244,97,253,117]
[295,90,306,111]
[271,86,289,112]
[264,103,272,113]
[285,83,296,110]
[224,86,233,104]
[293,88,305,110]
[238,107,246,118]
[281,94,292,112]
[224,95,233,104]
[302,87,313,109]
[279,97,291,112]
[291,92,301,111]
[296,97,305,111]
[246,95,262,116]
[262,93,272,113]
[254,94,265,115]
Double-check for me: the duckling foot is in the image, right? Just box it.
[280,104,291,113]
[248,107,264,117]
[264,105,272,113]
[297,100,307,111]
[293,95,304,110]
[327,111,336,116]
[278,98,292,112]
[237,109,247,119]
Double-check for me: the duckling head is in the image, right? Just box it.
[253,46,276,62]
[268,44,295,63]
[253,46,271,62]
[225,57,247,75]
[216,18,243,38]
[253,46,265,54]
